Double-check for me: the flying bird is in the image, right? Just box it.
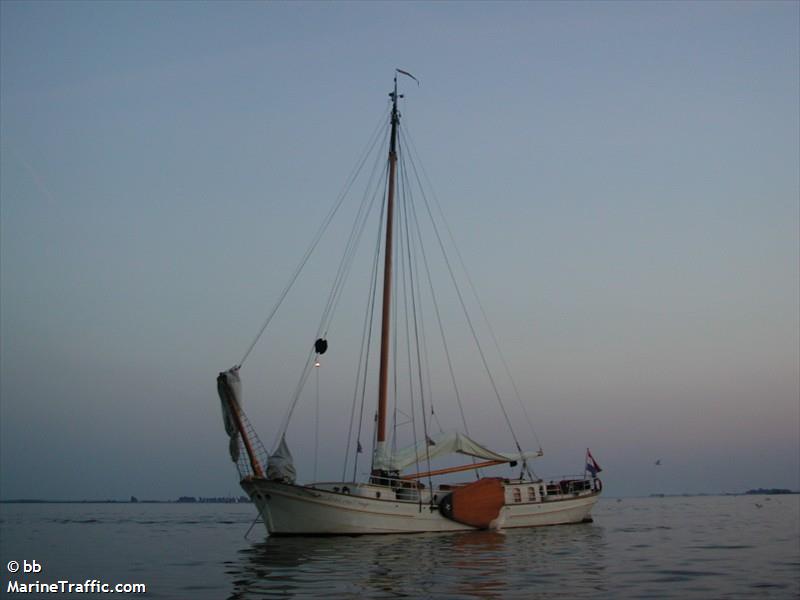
[654,459,662,466]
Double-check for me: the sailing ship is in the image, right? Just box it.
[217,71,602,535]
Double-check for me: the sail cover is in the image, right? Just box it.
[373,431,540,472]
[217,368,242,463]
[267,435,296,483]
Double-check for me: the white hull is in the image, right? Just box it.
[241,478,600,536]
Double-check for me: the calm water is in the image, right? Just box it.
[1,496,798,598]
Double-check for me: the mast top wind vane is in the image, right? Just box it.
[396,68,419,85]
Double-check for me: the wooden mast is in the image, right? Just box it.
[374,75,401,472]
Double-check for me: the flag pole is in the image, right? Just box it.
[584,448,589,479]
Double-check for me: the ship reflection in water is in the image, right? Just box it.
[225,522,608,599]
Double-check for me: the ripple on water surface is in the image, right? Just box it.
[0,496,798,598]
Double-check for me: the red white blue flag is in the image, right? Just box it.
[586,449,602,476]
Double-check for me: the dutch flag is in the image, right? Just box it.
[586,449,602,477]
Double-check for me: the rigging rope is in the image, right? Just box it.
[404,164,471,437]
[238,106,390,368]
[272,114,391,452]
[318,127,391,339]
[396,160,422,483]
[399,125,526,454]
[272,348,316,452]
[398,139,435,492]
[391,230,400,457]
[264,93,543,482]
[343,169,387,481]
[398,141,444,436]
[403,170,481,478]
[314,360,320,482]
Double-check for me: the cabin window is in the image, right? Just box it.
[512,488,521,503]
[528,487,536,502]
[539,485,545,497]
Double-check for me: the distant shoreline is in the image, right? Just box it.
[646,489,799,498]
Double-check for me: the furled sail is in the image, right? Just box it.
[267,435,296,483]
[372,431,540,472]
[217,368,242,463]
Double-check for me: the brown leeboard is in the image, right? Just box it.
[440,477,505,529]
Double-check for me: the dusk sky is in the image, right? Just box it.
[1,1,797,501]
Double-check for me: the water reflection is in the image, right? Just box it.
[226,522,607,599]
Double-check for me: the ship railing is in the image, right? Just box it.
[543,476,595,497]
